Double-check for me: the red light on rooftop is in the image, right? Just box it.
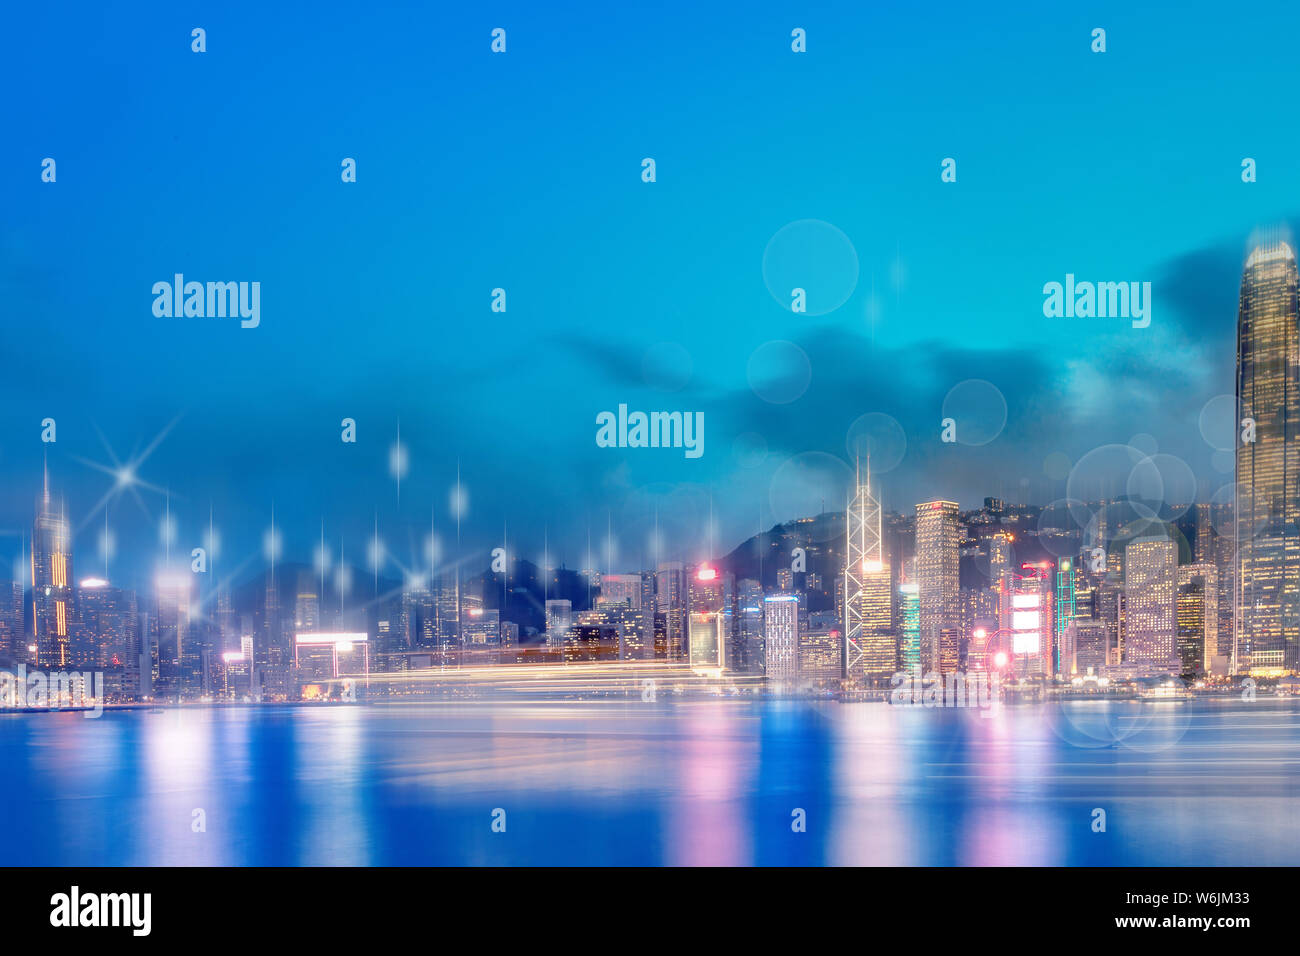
[696,566,718,581]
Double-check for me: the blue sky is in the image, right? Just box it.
[2,0,1297,587]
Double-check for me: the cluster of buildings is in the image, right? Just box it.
[2,240,1297,704]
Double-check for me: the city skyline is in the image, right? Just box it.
[8,2,1300,587]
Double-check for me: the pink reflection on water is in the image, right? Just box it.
[663,703,755,866]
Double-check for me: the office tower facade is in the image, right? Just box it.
[0,580,23,661]
[77,578,140,697]
[1235,240,1300,675]
[582,602,652,660]
[1097,582,1124,667]
[915,501,961,672]
[1124,536,1178,671]
[1177,563,1219,676]
[845,469,894,684]
[687,611,725,670]
[800,627,841,688]
[1054,558,1077,676]
[737,578,764,674]
[32,476,74,669]
[763,594,799,685]
[154,572,195,698]
[656,562,686,660]
[400,586,438,654]
[600,574,642,607]
[293,570,320,632]
[1074,620,1110,674]
[461,608,500,646]
[545,598,572,647]
[898,582,920,672]
[1011,569,1052,677]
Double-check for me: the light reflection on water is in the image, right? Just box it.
[1,698,1297,865]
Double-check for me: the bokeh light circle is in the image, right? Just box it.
[941,379,1007,446]
[747,340,811,404]
[844,412,907,474]
[762,219,860,316]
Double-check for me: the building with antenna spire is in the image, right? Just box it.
[33,463,76,669]
[843,457,893,684]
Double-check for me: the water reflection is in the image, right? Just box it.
[0,699,1297,865]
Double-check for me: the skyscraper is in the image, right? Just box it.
[845,465,893,684]
[1235,240,1300,675]
[1177,563,1219,676]
[656,562,686,660]
[687,611,725,670]
[1124,536,1178,672]
[915,501,960,672]
[154,571,194,698]
[763,594,799,685]
[32,472,74,669]
[737,578,764,674]
[1054,558,1077,676]
[545,598,572,647]
[600,574,642,607]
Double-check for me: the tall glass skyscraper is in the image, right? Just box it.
[32,470,74,669]
[1235,240,1300,675]
[915,501,961,672]
[844,465,892,684]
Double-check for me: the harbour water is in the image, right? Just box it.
[1,697,1296,865]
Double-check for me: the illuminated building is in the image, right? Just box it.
[1236,240,1300,675]
[154,571,198,698]
[400,585,438,656]
[737,578,764,674]
[763,594,799,685]
[1054,558,1077,675]
[1074,620,1109,675]
[220,651,252,699]
[293,632,369,696]
[899,582,920,672]
[0,580,22,662]
[800,627,841,689]
[688,611,725,671]
[845,464,894,684]
[564,624,619,662]
[77,577,140,699]
[545,599,572,648]
[656,562,686,660]
[1177,563,1218,676]
[437,573,460,643]
[1124,536,1178,672]
[1011,566,1053,677]
[581,603,652,660]
[915,501,961,672]
[461,607,500,645]
[600,574,642,607]
[294,570,319,631]
[32,471,74,669]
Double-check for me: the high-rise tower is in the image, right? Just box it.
[32,467,74,669]
[844,461,892,683]
[915,500,961,672]
[1235,240,1300,675]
